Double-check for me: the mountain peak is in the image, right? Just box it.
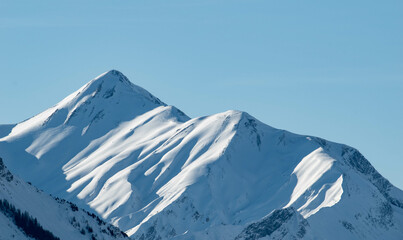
[84,70,137,98]
[57,70,166,128]
[3,71,403,239]
[92,69,131,86]
[1,71,167,140]
[80,70,164,105]
[105,69,126,77]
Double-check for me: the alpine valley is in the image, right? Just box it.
[0,70,402,239]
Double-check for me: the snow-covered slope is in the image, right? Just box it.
[0,70,402,239]
[0,157,128,240]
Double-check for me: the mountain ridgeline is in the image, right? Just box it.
[0,157,128,240]
[0,70,402,239]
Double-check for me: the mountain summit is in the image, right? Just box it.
[0,71,402,239]
[4,70,166,140]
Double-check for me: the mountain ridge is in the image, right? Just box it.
[0,157,129,240]
[0,70,402,239]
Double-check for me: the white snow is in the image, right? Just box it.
[26,126,74,159]
[1,70,402,239]
[0,159,128,240]
[286,147,335,208]
[298,174,344,218]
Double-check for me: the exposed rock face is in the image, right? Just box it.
[236,208,310,240]
[0,158,13,182]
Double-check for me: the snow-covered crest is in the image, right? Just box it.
[2,70,167,141]
[0,157,128,240]
[0,71,402,239]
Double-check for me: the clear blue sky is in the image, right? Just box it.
[1,1,402,188]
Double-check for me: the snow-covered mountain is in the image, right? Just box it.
[0,70,402,239]
[0,157,128,240]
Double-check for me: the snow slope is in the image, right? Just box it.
[0,157,128,240]
[0,70,402,239]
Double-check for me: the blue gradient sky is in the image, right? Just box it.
[1,1,402,188]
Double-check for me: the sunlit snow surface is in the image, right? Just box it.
[0,158,128,240]
[1,70,403,239]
